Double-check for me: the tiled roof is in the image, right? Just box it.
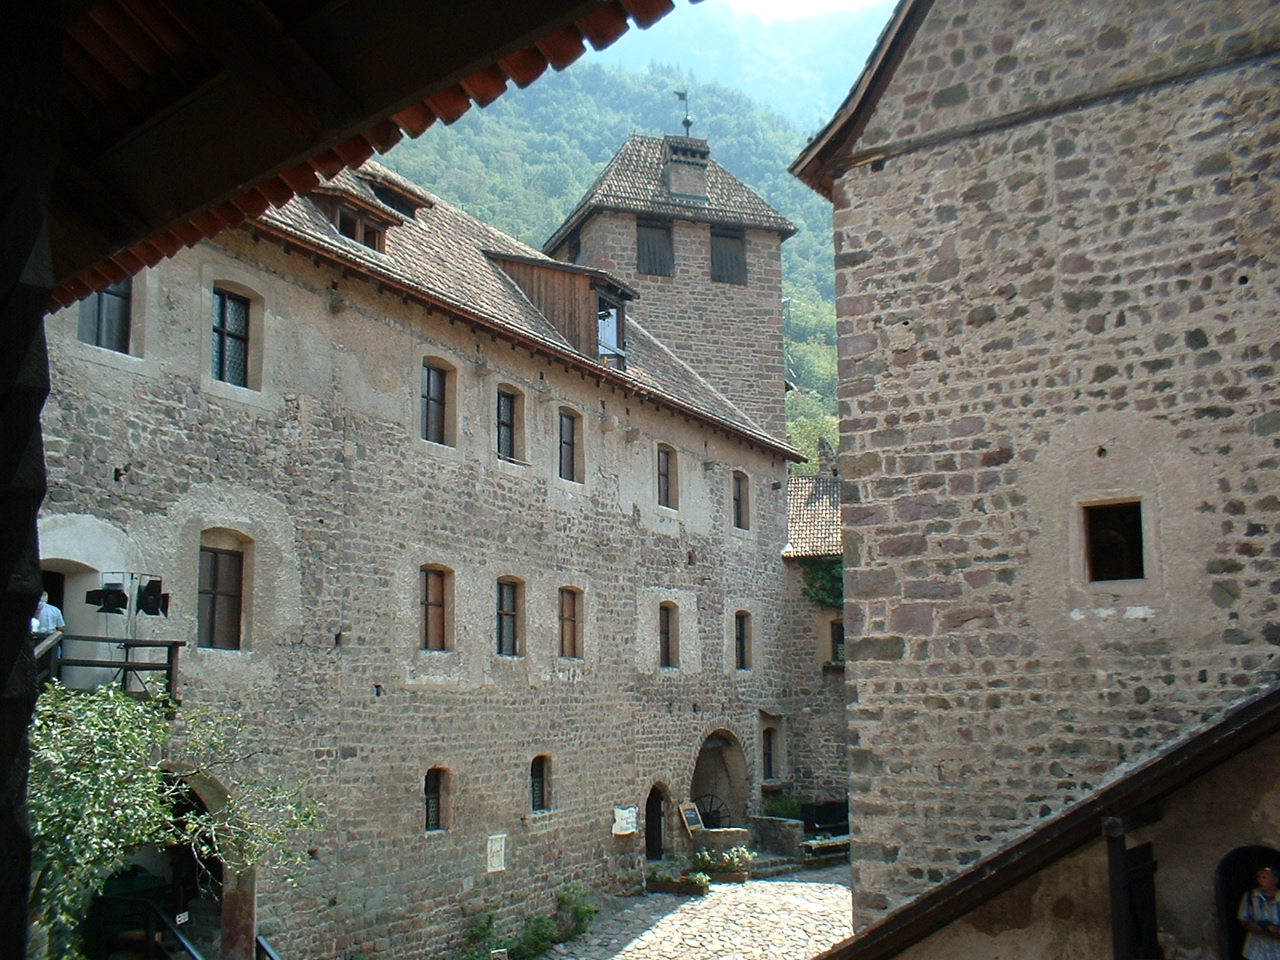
[545,134,797,251]
[253,162,800,461]
[783,475,842,558]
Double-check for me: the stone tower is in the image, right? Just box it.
[545,134,795,439]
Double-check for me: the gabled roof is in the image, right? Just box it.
[252,162,801,462]
[545,134,797,251]
[790,0,934,200]
[50,0,689,309]
[784,475,842,558]
[813,682,1280,960]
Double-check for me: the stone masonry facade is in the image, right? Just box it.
[37,153,846,958]
[816,0,1280,926]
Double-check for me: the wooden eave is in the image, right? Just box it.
[485,249,638,300]
[789,0,934,200]
[50,0,689,310]
[247,219,802,463]
[814,683,1280,960]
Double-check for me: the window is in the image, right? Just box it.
[558,408,582,482]
[597,294,626,370]
[78,278,131,353]
[336,205,387,251]
[659,602,678,668]
[421,362,450,445]
[497,388,524,460]
[1085,501,1145,581]
[212,288,251,386]
[198,545,243,649]
[734,611,751,670]
[559,587,582,659]
[732,471,749,529]
[496,578,522,656]
[710,227,746,284]
[762,727,776,780]
[636,220,673,277]
[424,768,449,831]
[657,445,678,509]
[421,565,453,651]
[530,755,550,812]
[830,619,845,662]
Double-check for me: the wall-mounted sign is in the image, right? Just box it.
[678,802,703,835]
[613,805,638,835]
[486,834,507,873]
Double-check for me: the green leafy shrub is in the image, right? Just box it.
[762,793,807,820]
[556,881,598,938]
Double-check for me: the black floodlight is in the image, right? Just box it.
[86,583,129,614]
[137,579,170,617]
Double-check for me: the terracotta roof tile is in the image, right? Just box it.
[784,475,842,558]
[546,134,797,251]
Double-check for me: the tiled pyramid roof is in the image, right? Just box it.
[254,162,800,461]
[545,134,797,251]
[784,475,842,558]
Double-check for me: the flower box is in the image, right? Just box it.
[710,871,749,883]
[646,878,709,896]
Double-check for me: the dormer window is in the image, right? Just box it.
[597,293,626,371]
[336,206,386,252]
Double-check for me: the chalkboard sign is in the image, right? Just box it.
[678,802,703,835]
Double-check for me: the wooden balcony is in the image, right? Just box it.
[33,631,184,700]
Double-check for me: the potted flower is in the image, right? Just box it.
[688,846,757,883]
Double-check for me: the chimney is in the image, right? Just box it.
[663,135,710,202]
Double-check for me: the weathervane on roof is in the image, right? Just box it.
[674,90,693,135]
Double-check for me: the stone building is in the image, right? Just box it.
[39,137,850,957]
[791,0,1280,956]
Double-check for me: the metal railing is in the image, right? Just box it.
[256,935,286,960]
[33,630,184,699]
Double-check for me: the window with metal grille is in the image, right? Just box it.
[496,578,520,656]
[636,220,673,277]
[424,768,447,831]
[212,289,250,386]
[657,445,678,508]
[421,566,451,650]
[559,409,580,482]
[1085,501,1145,581]
[659,603,678,668]
[710,227,746,284]
[830,619,845,662]
[497,389,518,459]
[198,546,243,650]
[78,278,131,353]
[732,471,749,529]
[559,588,581,659]
[734,611,751,670]
[530,756,550,812]
[422,362,448,444]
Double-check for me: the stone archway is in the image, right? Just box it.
[1217,844,1280,960]
[690,730,749,828]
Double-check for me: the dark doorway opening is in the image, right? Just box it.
[645,787,665,861]
[1217,845,1280,960]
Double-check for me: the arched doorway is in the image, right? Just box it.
[1217,845,1280,960]
[690,730,749,828]
[645,786,666,861]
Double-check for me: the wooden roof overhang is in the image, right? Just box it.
[813,682,1280,960]
[246,219,803,463]
[789,0,933,200]
[51,0,691,309]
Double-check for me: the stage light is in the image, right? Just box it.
[137,579,170,617]
[85,583,129,614]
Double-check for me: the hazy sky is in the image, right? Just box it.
[713,0,894,22]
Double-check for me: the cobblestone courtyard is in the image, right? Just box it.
[548,865,853,960]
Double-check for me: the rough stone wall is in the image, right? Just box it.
[827,0,1280,927]
[571,211,789,440]
[40,225,795,958]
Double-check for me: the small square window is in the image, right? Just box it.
[78,278,131,353]
[1084,502,1145,582]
